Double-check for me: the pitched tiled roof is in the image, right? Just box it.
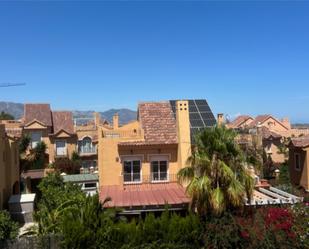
[248,115,271,128]
[228,115,253,128]
[248,115,289,130]
[260,126,282,139]
[291,136,309,148]
[24,104,52,126]
[100,183,190,209]
[123,102,177,145]
[52,111,74,134]
[140,102,177,144]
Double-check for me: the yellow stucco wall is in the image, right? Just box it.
[300,148,309,191]
[261,117,289,134]
[99,137,178,186]
[98,101,192,188]
[49,135,77,161]
[175,100,191,169]
[0,124,20,210]
[289,147,309,191]
[24,123,77,164]
[263,139,286,164]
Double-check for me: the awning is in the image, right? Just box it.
[246,187,303,206]
[100,183,190,211]
[22,169,45,179]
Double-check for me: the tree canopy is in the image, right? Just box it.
[0,111,14,120]
[178,125,254,216]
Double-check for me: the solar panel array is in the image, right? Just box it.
[169,99,217,143]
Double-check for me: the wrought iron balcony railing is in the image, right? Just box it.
[78,146,97,155]
[122,173,178,184]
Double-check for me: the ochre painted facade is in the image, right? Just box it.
[0,124,20,209]
[289,144,309,191]
[23,121,77,164]
[98,100,192,189]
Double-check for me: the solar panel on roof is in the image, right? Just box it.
[194,99,208,105]
[169,99,216,143]
[191,119,204,127]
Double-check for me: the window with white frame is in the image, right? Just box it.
[123,159,141,183]
[151,155,168,181]
[78,137,95,154]
[295,153,301,171]
[31,131,42,148]
[55,140,67,156]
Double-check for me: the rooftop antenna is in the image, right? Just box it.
[0,83,26,88]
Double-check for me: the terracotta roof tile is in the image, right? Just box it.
[248,114,289,130]
[100,183,190,208]
[24,104,52,126]
[52,111,74,134]
[228,115,253,128]
[247,115,271,128]
[138,102,177,145]
[260,126,282,139]
[291,136,309,148]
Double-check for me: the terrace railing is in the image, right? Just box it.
[122,173,178,185]
[78,146,97,155]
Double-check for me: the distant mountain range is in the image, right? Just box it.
[0,101,137,125]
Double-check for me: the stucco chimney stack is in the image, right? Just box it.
[94,112,100,127]
[175,100,191,169]
[281,117,291,130]
[217,113,224,126]
[113,113,119,130]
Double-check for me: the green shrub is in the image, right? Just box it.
[203,212,243,249]
[0,210,19,241]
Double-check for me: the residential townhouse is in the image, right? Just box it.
[289,136,309,192]
[75,112,110,173]
[228,114,309,165]
[21,104,77,191]
[0,124,20,209]
[99,99,217,213]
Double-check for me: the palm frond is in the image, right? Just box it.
[227,178,245,207]
[210,187,225,215]
[177,167,194,184]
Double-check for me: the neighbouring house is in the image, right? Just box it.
[63,173,99,196]
[0,124,20,209]
[289,136,309,192]
[21,104,77,192]
[227,115,254,129]
[228,114,309,138]
[228,114,308,165]
[75,112,109,173]
[99,99,217,214]
[260,127,286,164]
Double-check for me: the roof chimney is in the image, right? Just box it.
[217,113,224,126]
[94,112,100,127]
[113,113,119,129]
[281,117,291,130]
[175,100,191,169]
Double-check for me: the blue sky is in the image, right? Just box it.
[0,1,308,123]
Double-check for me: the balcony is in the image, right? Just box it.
[103,129,144,140]
[55,149,68,158]
[122,173,178,185]
[78,146,97,155]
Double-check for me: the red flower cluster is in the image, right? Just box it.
[264,208,295,238]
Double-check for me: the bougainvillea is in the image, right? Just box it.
[264,207,295,238]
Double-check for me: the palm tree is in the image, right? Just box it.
[178,125,254,216]
[27,141,47,169]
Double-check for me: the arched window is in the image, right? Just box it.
[79,137,93,154]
